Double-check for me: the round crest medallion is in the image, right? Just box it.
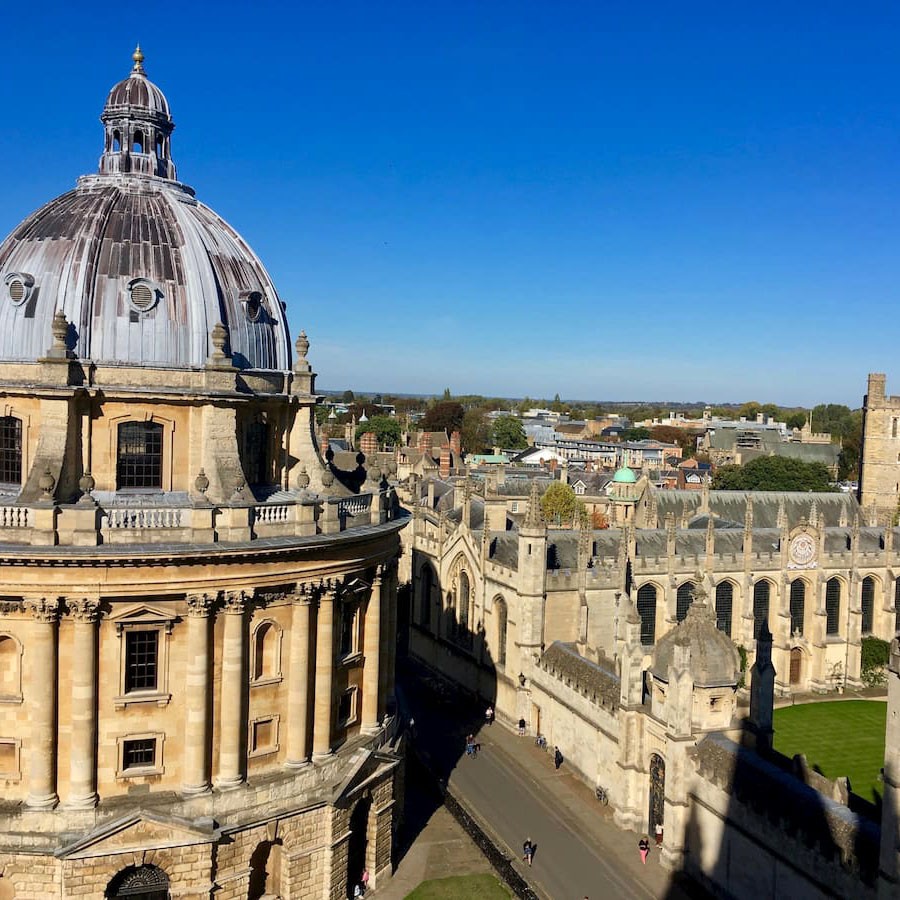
[789,532,816,568]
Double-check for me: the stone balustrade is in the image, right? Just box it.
[0,489,399,548]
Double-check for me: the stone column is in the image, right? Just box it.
[216,592,248,789]
[182,594,214,796]
[385,563,399,706]
[286,591,313,767]
[361,571,383,732]
[25,598,59,809]
[68,599,100,808]
[312,585,336,760]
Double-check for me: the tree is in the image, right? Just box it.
[492,415,527,450]
[442,387,452,401]
[421,401,465,433]
[355,416,401,449]
[540,482,581,526]
[649,425,700,458]
[711,456,835,492]
[314,405,331,426]
[784,411,808,430]
[341,389,355,403]
[621,427,651,442]
[460,409,491,454]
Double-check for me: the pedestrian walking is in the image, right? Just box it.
[522,837,534,866]
[518,717,526,736]
[638,837,650,865]
[655,822,664,847]
[485,704,494,726]
[465,734,476,757]
[360,868,369,893]
[554,745,563,770]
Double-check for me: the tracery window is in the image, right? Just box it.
[636,584,657,645]
[116,421,163,490]
[676,582,695,623]
[825,578,841,636]
[0,418,22,486]
[861,577,876,635]
[790,580,806,636]
[715,582,733,636]
[753,580,770,639]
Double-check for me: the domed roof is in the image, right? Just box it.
[649,598,740,687]
[0,50,291,371]
[612,465,637,484]
[103,47,171,121]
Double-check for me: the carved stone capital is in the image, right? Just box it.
[222,591,250,614]
[68,598,101,623]
[26,598,60,623]
[186,593,215,617]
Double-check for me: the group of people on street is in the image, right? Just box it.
[638,823,664,864]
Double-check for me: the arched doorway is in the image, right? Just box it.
[789,647,803,685]
[648,753,665,836]
[105,865,169,900]
[346,797,371,898]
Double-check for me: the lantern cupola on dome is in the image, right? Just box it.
[99,46,176,179]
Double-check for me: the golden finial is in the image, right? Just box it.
[132,44,145,74]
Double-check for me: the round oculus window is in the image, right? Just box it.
[4,273,33,306]
[128,280,158,312]
[244,291,263,322]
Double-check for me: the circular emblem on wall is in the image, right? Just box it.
[788,532,817,568]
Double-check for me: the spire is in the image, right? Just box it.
[132,44,146,75]
[524,479,542,528]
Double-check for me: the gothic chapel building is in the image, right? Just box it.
[0,50,406,899]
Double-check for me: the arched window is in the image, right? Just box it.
[636,584,657,645]
[458,572,470,631]
[715,582,733,636]
[753,580,770,639]
[252,621,281,681]
[116,421,163,489]
[112,130,121,152]
[895,578,900,635]
[825,578,841,636]
[790,580,806,636]
[0,417,22,486]
[133,130,144,153]
[105,864,169,899]
[676,582,695,623]
[495,596,508,665]
[861,576,876,635]
[420,565,433,628]
[0,635,21,700]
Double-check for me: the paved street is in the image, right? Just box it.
[399,662,704,900]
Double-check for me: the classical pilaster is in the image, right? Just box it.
[361,571,383,732]
[182,593,214,796]
[216,591,248,789]
[286,590,313,767]
[312,585,336,759]
[25,598,59,809]
[385,562,399,706]
[67,598,100,808]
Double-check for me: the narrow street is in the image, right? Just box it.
[399,663,704,900]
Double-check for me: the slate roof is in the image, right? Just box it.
[537,642,620,712]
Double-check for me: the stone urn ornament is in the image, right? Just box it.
[39,467,56,500]
[194,469,210,495]
[296,466,310,490]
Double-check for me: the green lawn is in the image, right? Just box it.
[773,700,886,802]
[404,874,511,899]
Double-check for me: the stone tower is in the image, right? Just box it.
[859,373,900,520]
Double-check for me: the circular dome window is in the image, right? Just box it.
[4,272,34,306]
[127,279,159,313]
[244,291,263,323]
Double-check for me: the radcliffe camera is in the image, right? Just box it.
[0,6,896,900]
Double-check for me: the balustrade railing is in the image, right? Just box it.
[253,503,294,525]
[338,494,373,517]
[104,507,184,529]
[0,507,28,528]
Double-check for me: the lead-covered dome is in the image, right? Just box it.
[0,49,291,371]
[650,598,740,687]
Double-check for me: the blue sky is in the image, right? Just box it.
[0,2,897,406]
